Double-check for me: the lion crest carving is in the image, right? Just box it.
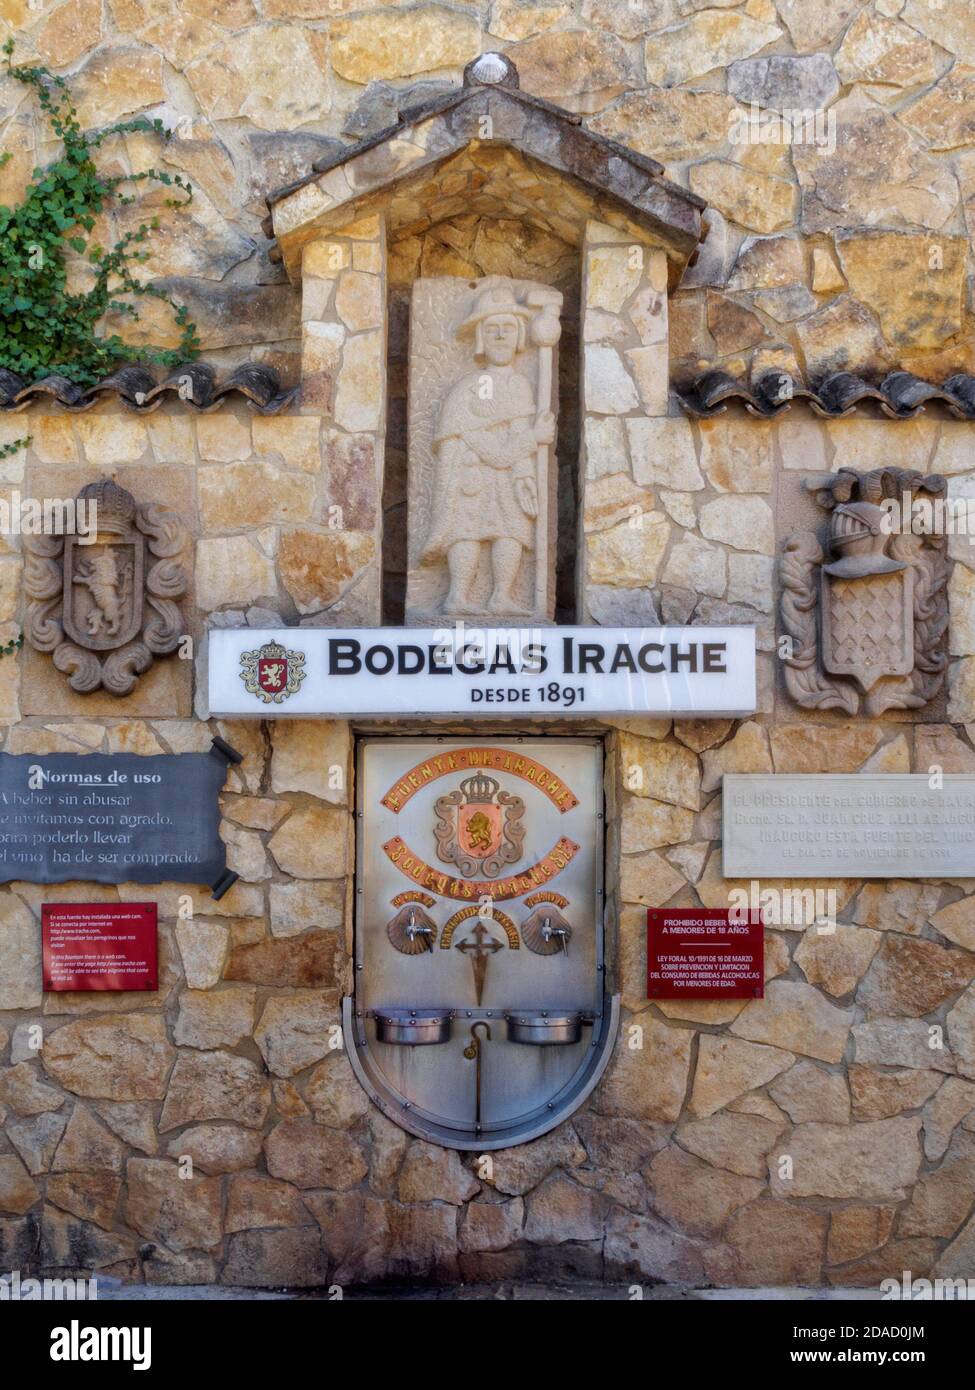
[24,478,188,696]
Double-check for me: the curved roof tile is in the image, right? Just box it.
[0,363,297,415]
[679,370,975,420]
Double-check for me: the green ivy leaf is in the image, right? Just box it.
[0,44,198,387]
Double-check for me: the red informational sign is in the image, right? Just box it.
[647,907,764,999]
[42,903,158,992]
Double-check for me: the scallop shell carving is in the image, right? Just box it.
[470,52,510,84]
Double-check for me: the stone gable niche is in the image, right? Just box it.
[265,52,704,625]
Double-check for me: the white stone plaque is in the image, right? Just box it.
[723,774,975,879]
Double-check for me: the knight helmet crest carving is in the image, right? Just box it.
[780,467,949,718]
[25,478,188,696]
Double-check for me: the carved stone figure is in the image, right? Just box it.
[406,276,561,622]
[780,468,949,717]
[74,550,130,640]
[25,478,188,696]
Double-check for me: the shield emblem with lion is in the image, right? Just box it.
[434,770,525,879]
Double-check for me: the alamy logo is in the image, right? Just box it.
[50,1319,151,1371]
[0,1269,96,1301]
[881,1270,975,1301]
[729,101,837,156]
[0,493,98,540]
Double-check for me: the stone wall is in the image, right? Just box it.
[0,403,974,1286]
[3,0,975,1290]
[4,1,975,387]
[581,409,975,1287]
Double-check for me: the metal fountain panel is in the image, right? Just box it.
[345,737,618,1150]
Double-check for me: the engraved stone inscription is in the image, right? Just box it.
[723,774,975,879]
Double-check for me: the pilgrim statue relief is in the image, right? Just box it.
[424,286,551,615]
[407,276,562,623]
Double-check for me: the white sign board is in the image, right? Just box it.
[723,774,975,879]
[208,626,756,719]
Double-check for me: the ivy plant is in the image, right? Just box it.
[0,39,200,387]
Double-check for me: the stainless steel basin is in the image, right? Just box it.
[505,1010,583,1045]
[373,1008,453,1045]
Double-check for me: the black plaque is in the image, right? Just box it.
[0,742,239,895]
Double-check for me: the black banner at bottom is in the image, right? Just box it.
[3,1286,970,1375]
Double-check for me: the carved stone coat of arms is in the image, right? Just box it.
[780,468,949,717]
[25,478,188,696]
